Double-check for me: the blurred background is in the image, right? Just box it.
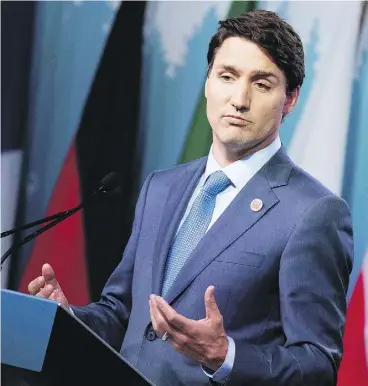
[1,1,367,383]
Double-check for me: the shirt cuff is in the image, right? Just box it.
[202,336,235,383]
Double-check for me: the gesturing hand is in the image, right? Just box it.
[149,286,228,371]
[28,263,69,309]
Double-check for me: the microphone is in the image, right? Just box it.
[97,171,122,195]
[0,172,122,267]
[1,171,121,238]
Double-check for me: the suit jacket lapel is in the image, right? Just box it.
[164,147,293,304]
[151,158,207,295]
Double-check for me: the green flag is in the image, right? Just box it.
[179,1,257,164]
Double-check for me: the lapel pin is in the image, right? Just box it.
[250,198,263,212]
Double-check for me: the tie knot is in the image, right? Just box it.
[202,171,231,196]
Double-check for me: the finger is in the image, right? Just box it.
[52,287,65,301]
[170,337,205,364]
[149,298,160,334]
[149,296,171,337]
[204,285,220,319]
[42,263,59,287]
[49,291,57,300]
[28,276,46,295]
[150,300,187,346]
[160,324,200,361]
[155,296,193,333]
[36,284,55,299]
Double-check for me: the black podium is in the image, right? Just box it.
[1,289,154,386]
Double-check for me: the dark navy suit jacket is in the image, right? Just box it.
[73,147,353,386]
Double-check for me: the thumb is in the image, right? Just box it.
[42,263,59,287]
[204,285,220,319]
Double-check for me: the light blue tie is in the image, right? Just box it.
[161,170,231,297]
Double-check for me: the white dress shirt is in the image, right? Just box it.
[177,136,281,383]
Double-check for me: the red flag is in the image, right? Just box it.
[338,255,368,385]
[18,143,89,305]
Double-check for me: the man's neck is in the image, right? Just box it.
[212,131,280,167]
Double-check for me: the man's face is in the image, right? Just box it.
[205,37,298,161]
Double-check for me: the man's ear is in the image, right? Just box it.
[283,87,300,116]
[204,77,208,99]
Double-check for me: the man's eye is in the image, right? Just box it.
[255,83,271,91]
[220,75,233,82]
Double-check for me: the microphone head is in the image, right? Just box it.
[97,172,122,195]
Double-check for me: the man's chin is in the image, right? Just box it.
[219,137,251,151]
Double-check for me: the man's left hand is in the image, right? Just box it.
[149,285,228,371]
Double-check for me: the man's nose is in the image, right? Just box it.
[230,84,250,112]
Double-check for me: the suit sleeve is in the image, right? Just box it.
[71,172,155,351]
[227,194,354,386]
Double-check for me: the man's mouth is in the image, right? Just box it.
[226,115,245,121]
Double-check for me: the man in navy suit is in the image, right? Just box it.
[28,10,353,386]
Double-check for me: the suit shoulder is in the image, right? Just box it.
[287,162,351,212]
[268,146,338,202]
[291,163,333,195]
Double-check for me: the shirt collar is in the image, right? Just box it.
[204,136,282,191]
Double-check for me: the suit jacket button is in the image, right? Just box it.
[146,329,157,341]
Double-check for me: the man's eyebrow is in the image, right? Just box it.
[249,70,279,81]
[217,66,279,82]
[217,64,241,74]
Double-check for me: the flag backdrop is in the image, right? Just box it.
[4,0,367,381]
[10,1,146,303]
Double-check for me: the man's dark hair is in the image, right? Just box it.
[207,9,305,94]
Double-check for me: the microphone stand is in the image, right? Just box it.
[1,208,78,238]
[0,172,121,269]
[1,204,82,267]
[1,174,120,239]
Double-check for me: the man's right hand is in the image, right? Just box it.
[28,263,69,309]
